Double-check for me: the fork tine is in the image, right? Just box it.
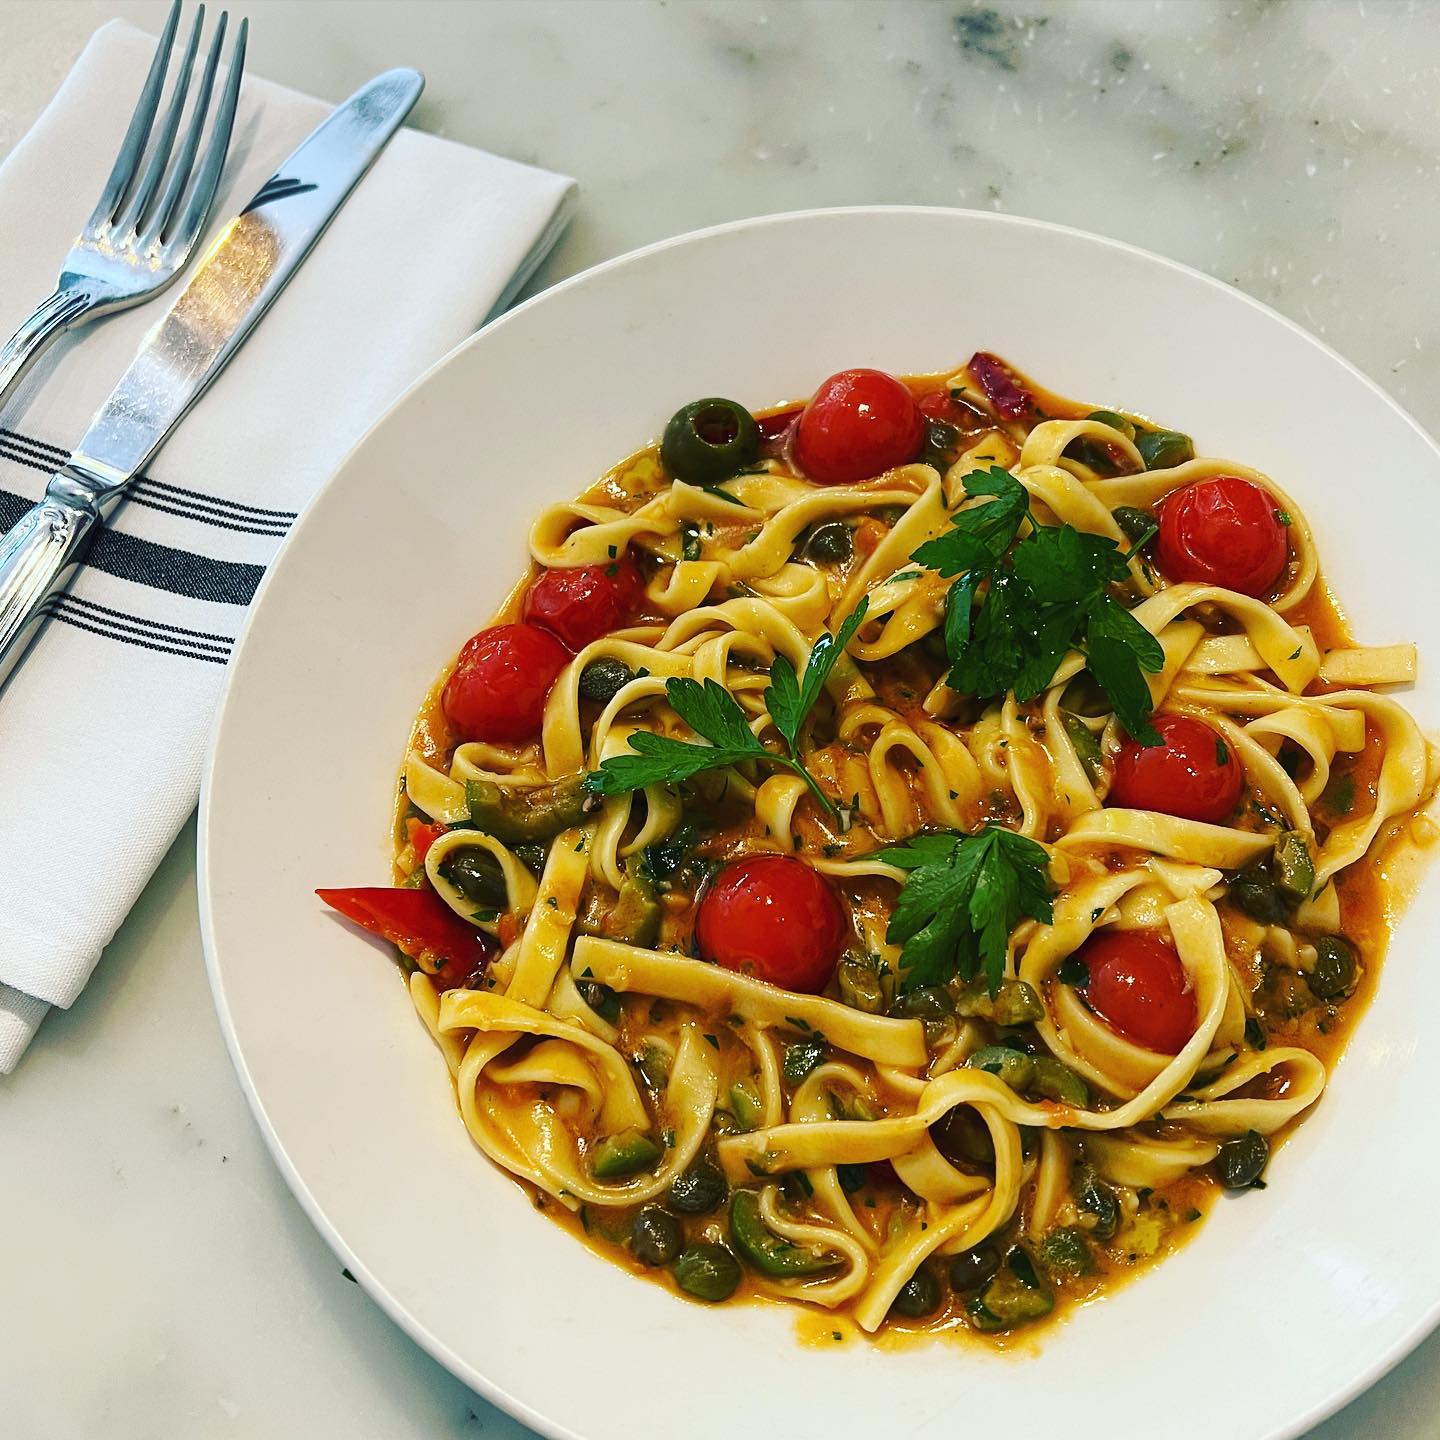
[85,0,181,233]
[166,17,247,258]
[142,10,227,249]
[115,3,206,239]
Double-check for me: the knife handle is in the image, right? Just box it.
[0,474,101,693]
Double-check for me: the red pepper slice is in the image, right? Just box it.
[968,351,1036,422]
[317,886,495,991]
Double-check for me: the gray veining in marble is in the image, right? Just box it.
[3,2,1440,1438]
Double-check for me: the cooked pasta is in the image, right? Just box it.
[321,353,1437,1342]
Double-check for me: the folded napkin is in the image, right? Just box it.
[0,21,575,1072]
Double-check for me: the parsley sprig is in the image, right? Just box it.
[876,826,1054,994]
[914,466,1164,743]
[583,601,868,818]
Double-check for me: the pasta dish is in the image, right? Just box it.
[320,354,1435,1340]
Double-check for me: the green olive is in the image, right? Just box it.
[661,398,760,485]
[1308,936,1358,1000]
[1135,427,1195,470]
[578,657,635,704]
[890,1264,942,1318]
[953,977,1043,1025]
[1030,1057,1089,1107]
[1273,831,1316,901]
[591,1129,663,1180]
[1215,1129,1269,1189]
[888,986,955,1022]
[802,521,853,564]
[673,1241,742,1302]
[668,1158,729,1215]
[1112,505,1157,545]
[966,1045,1035,1092]
[439,851,507,908]
[948,1242,1002,1292]
[465,778,587,844]
[631,1206,683,1266]
[729,1189,838,1277]
[1086,409,1137,441]
[728,1079,764,1133]
[967,1246,1055,1332]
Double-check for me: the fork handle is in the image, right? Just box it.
[0,282,96,416]
[0,473,100,693]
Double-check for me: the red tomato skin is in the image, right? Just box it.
[694,855,848,993]
[1155,476,1289,598]
[406,819,447,866]
[441,623,570,743]
[792,369,925,485]
[521,553,643,650]
[1076,930,1196,1054]
[1108,712,1244,824]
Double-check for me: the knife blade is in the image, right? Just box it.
[0,66,424,691]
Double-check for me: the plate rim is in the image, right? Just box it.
[197,203,1440,1440]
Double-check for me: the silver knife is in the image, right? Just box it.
[0,66,424,693]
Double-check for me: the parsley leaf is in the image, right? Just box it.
[584,603,868,818]
[914,469,1164,742]
[875,826,1054,994]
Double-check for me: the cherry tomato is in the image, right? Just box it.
[1075,930,1196,1054]
[522,552,643,651]
[441,623,570,744]
[1108,712,1244,824]
[1155,476,1289,597]
[405,818,447,866]
[695,854,848,993]
[793,368,925,485]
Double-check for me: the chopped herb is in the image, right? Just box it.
[874,825,1054,994]
[1216,737,1229,766]
[913,466,1163,743]
[607,544,618,558]
[1057,955,1089,987]
[1275,509,1293,527]
[582,601,868,819]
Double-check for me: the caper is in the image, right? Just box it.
[1308,935,1358,1000]
[965,1044,1035,1092]
[578,657,635,704]
[1135,427,1195,470]
[918,418,962,472]
[1215,1129,1269,1189]
[888,986,955,1022]
[1086,408,1137,441]
[1112,505,1157,545]
[661,398,760,485]
[669,1158,729,1215]
[948,1241,1002,1293]
[1031,1057,1089,1107]
[1075,1169,1120,1240]
[837,953,886,1014]
[802,521,853,564]
[837,1162,868,1194]
[953,976,1044,1026]
[1039,1226,1095,1277]
[1228,863,1290,924]
[440,852,507,908]
[931,1108,995,1167]
[967,1246,1054,1332]
[890,1264,942,1318]
[631,1206,683,1266]
[674,1241,741,1302]
[782,1040,828,1085]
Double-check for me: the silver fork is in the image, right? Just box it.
[0,0,247,413]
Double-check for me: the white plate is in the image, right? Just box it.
[200,208,1440,1440]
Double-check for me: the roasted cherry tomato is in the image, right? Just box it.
[405,818,447,866]
[522,553,643,651]
[1075,930,1196,1054]
[1155,476,1289,597]
[793,368,925,485]
[1108,712,1244,824]
[442,623,570,743]
[695,854,848,993]
[317,886,495,992]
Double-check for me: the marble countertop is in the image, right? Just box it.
[3,2,1439,1436]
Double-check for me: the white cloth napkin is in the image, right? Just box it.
[0,22,576,1072]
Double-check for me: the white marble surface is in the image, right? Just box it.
[3,2,1440,1436]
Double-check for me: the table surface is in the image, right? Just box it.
[4,2,1440,1436]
